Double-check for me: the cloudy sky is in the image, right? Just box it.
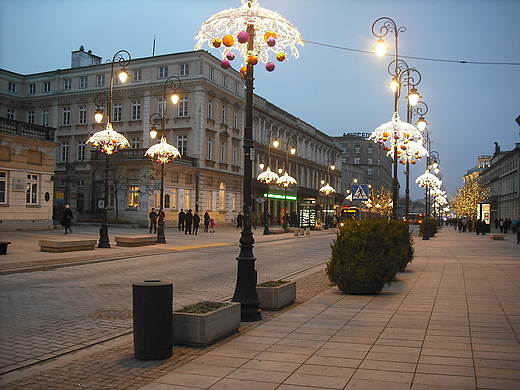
[1,0,519,200]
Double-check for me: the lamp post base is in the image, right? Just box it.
[157,225,166,244]
[98,223,110,248]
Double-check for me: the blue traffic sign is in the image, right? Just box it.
[352,184,369,201]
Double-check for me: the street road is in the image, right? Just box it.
[0,232,333,375]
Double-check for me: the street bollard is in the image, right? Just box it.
[132,280,173,360]
[294,228,300,236]
[306,228,310,235]
[300,228,305,236]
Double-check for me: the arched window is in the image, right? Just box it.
[164,194,170,208]
[219,182,226,210]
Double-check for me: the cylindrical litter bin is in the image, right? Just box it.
[132,280,173,360]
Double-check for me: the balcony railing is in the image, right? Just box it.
[90,148,198,167]
[0,117,56,141]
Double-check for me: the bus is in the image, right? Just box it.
[404,213,426,224]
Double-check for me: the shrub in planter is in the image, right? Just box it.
[419,218,437,237]
[326,219,413,294]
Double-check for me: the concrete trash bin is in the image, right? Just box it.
[132,280,173,360]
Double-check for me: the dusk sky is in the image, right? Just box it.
[1,0,519,200]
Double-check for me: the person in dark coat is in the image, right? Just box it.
[62,204,74,234]
[185,209,193,235]
[193,212,201,235]
[475,219,481,235]
[149,208,157,234]
[236,212,243,229]
[178,209,185,231]
[203,211,211,232]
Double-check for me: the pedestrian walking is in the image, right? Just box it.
[236,212,243,229]
[178,209,185,231]
[499,218,504,233]
[193,212,200,235]
[209,218,216,233]
[185,209,193,235]
[149,208,157,234]
[204,211,210,232]
[62,204,74,234]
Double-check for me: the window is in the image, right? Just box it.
[219,182,226,210]
[233,110,239,128]
[367,158,373,165]
[62,107,71,126]
[7,110,15,120]
[341,157,347,164]
[43,81,51,93]
[222,74,227,87]
[234,81,240,94]
[77,141,85,161]
[113,102,122,122]
[0,171,6,204]
[354,157,360,164]
[170,188,177,209]
[27,111,35,124]
[184,189,191,210]
[206,191,213,211]
[221,106,226,124]
[131,100,141,120]
[158,66,168,78]
[78,106,87,124]
[41,109,49,126]
[367,168,373,175]
[96,74,105,86]
[378,169,381,176]
[368,147,373,155]
[108,185,115,207]
[28,83,36,94]
[128,186,139,208]
[8,82,16,93]
[79,76,87,88]
[207,137,213,160]
[232,145,238,165]
[26,174,39,205]
[61,142,69,162]
[355,147,361,154]
[133,69,142,81]
[342,147,347,154]
[130,138,140,149]
[59,179,66,188]
[208,99,213,119]
[64,79,71,90]
[220,141,226,163]
[77,180,84,187]
[209,67,214,80]
[377,158,381,165]
[179,63,189,76]
[177,134,187,155]
[178,97,188,117]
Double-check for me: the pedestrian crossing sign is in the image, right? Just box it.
[352,184,369,201]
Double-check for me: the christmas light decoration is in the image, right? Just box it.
[145,136,181,164]
[257,166,279,184]
[86,123,129,155]
[415,171,441,188]
[319,183,336,196]
[276,172,297,188]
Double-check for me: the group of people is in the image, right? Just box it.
[149,208,216,235]
[495,218,517,234]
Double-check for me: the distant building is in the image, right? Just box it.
[0,118,58,231]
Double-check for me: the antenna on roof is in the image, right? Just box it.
[152,35,156,57]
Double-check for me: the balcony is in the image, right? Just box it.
[0,117,56,141]
[90,148,198,167]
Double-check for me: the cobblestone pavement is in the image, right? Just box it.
[0,225,334,386]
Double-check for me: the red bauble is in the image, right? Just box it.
[221,60,231,69]
[237,31,249,44]
[266,62,275,72]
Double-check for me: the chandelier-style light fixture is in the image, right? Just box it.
[416,172,441,188]
[319,183,336,196]
[370,112,421,153]
[86,123,129,155]
[194,0,304,73]
[257,166,279,184]
[145,136,181,164]
[276,172,297,188]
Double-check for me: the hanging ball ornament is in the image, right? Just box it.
[221,60,231,69]
[266,37,276,47]
[226,51,236,61]
[222,34,234,47]
[248,55,259,66]
[276,52,286,62]
[240,66,248,77]
[266,62,275,72]
[237,31,249,44]
[212,38,222,48]
[264,31,277,41]
[411,160,416,165]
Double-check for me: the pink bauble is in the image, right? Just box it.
[265,62,275,72]
[237,31,249,44]
[266,37,276,47]
[221,60,231,69]
[226,52,236,61]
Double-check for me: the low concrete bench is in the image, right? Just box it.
[115,235,157,247]
[39,239,97,252]
[490,234,505,240]
[269,229,285,234]
[0,241,11,255]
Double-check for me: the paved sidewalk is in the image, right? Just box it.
[136,227,520,390]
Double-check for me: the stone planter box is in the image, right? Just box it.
[257,281,296,310]
[172,301,240,347]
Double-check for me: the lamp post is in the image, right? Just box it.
[276,133,297,232]
[257,128,280,235]
[145,76,182,243]
[319,156,336,229]
[196,0,303,322]
[87,50,131,248]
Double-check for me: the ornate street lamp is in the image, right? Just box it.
[146,76,182,243]
[196,0,303,322]
[87,50,131,248]
[276,133,297,232]
[257,128,280,235]
[416,150,441,240]
[319,156,336,229]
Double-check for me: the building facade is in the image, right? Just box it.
[0,118,57,231]
[0,48,340,229]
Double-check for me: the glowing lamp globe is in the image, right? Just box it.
[221,60,231,69]
[237,30,249,43]
[222,34,234,47]
[212,38,222,48]
[266,62,275,72]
